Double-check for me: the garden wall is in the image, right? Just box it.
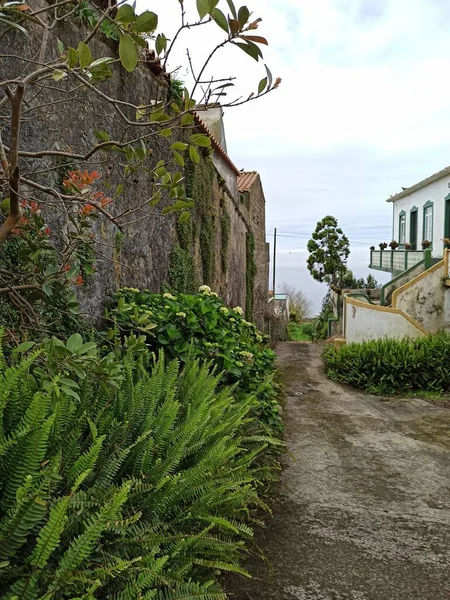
[1,4,269,324]
[392,259,450,333]
[344,296,426,343]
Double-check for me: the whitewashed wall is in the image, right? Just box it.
[344,298,425,343]
[391,176,450,258]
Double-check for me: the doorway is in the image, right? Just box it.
[445,197,450,240]
[410,209,418,250]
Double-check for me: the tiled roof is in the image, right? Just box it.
[386,165,450,202]
[238,171,259,192]
[193,113,240,175]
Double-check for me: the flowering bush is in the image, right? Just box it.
[108,287,283,432]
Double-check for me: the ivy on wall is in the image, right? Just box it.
[169,244,199,293]
[246,231,256,320]
[170,151,215,290]
[220,206,231,273]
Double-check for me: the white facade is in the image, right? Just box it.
[391,173,450,259]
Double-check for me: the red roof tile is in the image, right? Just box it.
[238,171,259,192]
[193,114,240,175]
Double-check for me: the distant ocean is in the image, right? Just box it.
[272,247,391,315]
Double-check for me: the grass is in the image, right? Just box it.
[287,321,313,342]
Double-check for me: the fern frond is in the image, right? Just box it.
[30,496,71,568]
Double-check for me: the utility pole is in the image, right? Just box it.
[272,227,277,296]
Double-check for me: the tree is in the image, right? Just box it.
[0,0,280,333]
[279,282,313,321]
[307,216,350,285]
[342,270,380,290]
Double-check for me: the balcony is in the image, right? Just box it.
[369,249,426,274]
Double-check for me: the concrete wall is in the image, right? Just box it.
[381,260,426,305]
[344,298,425,343]
[392,176,449,258]
[393,261,450,333]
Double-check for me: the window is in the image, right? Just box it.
[423,202,433,243]
[399,212,406,244]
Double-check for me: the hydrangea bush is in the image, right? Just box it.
[108,286,283,432]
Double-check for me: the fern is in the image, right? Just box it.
[0,339,280,598]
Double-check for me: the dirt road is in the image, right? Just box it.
[227,342,450,600]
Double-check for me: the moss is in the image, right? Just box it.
[169,245,198,293]
[181,153,216,285]
[246,231,256,320]
[220,208,231,273]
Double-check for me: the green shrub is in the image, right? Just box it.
[287,322,313,342]
[0,333,280,599]
[311,290,333,341]
[323,333,450,395]
[107,287,283,433]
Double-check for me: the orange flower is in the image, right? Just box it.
[100,196,112,207]
[75,275,84,286]
[44,227,51,236]
[80,203,95,216]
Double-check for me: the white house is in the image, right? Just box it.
[389,165,450,256]
[334,165,450,344]
[369,165,450,276]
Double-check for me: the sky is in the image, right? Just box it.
[140,0,450,312]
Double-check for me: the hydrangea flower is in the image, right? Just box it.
[163,292,175,300]
[233,306,244,315]
[176,312,186,318]
[220,307,229,314]
[199,285,211,294]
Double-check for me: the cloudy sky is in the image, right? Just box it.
[141,0,450,311]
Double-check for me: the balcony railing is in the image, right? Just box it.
[369,249,425,273]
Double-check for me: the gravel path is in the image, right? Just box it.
[226,342,450,600]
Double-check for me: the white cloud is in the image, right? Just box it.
[137,0,450,278]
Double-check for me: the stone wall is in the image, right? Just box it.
[1,7,269,325]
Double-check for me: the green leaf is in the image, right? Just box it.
[155,33,167,55]
[133,10,158,32]
[115,3,136,23]
[15,341,36,353]
[57,38,64,55]
[171,142,188,152]
[159,128,172,137]
[66,333,83,353]
[172,151,185,167]
[94,129,110,142]
[226,0,237,19]
[42,284,53,297]
[190,134,211,148]
[258,77,267,94]
[181,113,195,126]
[116,183,124,195]
[52,69,66,81]
[88,56,115,68]
[196,0,209,19]
[189,145,201,164]
[179,211,191,223]
[212,8,229,33]
[67,47,78,68]
[119,34,138,72]
[77,41,93,68]
[238,6,249,25]
[233,41,261,61]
